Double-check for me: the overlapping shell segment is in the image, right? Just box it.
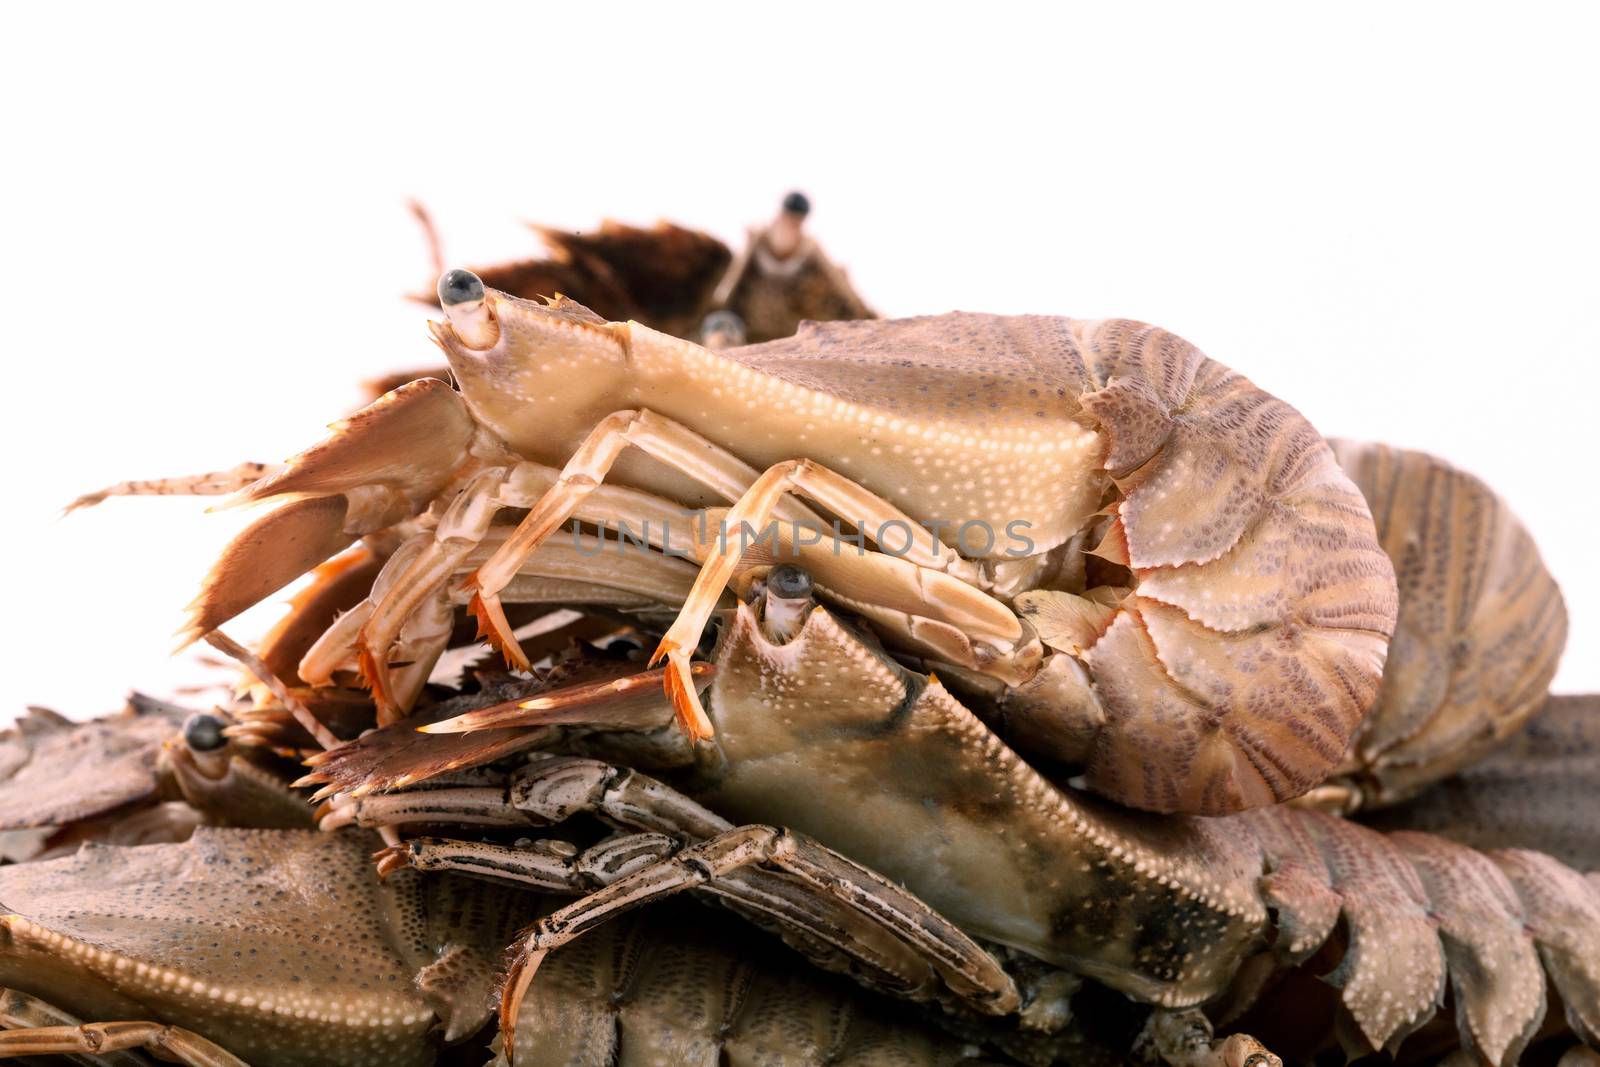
[1324,440,1567,808]
[1012,319,1400,813]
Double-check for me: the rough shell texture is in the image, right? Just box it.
[1366,693,1600,871]
[0,702,181,830]
[562,307,1401,813]
[1328,439,1566,807]
[973,317,1399,813]
[0,828,521,1067]
[508,902,998,1067]
[175,301,1402,816]
[696,596,1596,1063]
[703,601,1269,1006]
[1236,805,1598,1064]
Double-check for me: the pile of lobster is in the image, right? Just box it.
[1,200,1593,1067]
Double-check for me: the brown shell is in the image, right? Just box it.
[1030,321,1401,814]
[0,828,528,1065]
[241,378,476,506]
[696,593,1597,1060]
[1326,440,1567,807]
[720,235,876,344]
[510,901,1007,1067]
[183,379,479,643]
[1365,693,1600,871]
[694,314,1401,814]
[0,702,180,831]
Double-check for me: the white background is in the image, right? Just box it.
[2,4,1596,724]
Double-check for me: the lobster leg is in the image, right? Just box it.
[463,408,813,678]
[648,454,1015,737]
[0,988,247,1066]
[374,831,679,887]
[489,823,1019,1064]
[307,528,699,719]
[435,526,700,686]
[318,755,730,839]
[458,410,1017,735]
[326,757,1019,1029]
[350,459,707,717]
[355,466,512,717]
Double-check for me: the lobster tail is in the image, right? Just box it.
[1242,805,1600,1065]
[1060,321,1400,814]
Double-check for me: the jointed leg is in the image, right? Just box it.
[65,461,276,513]
[651,456,977,737]
[318,755,727,840]
[320,755,1015,1044]
[457,406,993,739]
[378,828,1009,1017]
[374,832,680,890]
[355,467,513,715]
[0,987,247,1066]
[370,825,1020,1046]
[493,822,1020,1055]
[333,404,1022,733]
[349,455,705,718]
[463,410,815,684]
[373,582,456,722]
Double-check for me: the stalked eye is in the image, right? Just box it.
[437,268,485,307]
[767,564,813,600]
[182,713,227,752]
[436,268,499,349]
[700,309,747,349]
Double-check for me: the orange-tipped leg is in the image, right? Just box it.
[418,663,708,735]
[466,584,530,671]
[651,639,716,741]
[355,642,401,720]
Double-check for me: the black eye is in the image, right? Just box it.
[437,268,485,307]
[767,564,813,600]
[182,713,227,752]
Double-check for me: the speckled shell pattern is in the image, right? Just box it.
[158,290,1406,817]
[437,298,1402,816]
[0,829,989,1067]
[1367,694,1600,872]
[1327,440,1567,808]
[1064,321,1399,814]
[0,830,468,1067]
[703,600,1600,1065]
[1241,805,1600,1065]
